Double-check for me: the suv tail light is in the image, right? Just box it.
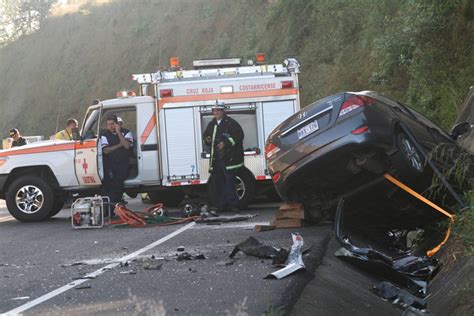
[265,142,280,160]
[338,95,375,117]
[272,171,281,183]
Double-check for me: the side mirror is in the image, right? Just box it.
[450,121,471,140]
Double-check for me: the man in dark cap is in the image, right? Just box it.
[9,129,28,147]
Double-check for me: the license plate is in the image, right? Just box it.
[297,120,319,139]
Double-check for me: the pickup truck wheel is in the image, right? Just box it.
[48,197,66,218]
[6,176,55,222]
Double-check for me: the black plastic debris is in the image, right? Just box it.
[373,281,427,310]
[72,276,96,280]
[334,199,440,297]
[177,252,206,261]
[229,236,288,263]
[196,214,257,224]
[75,285,92,290]
[177,246,185,252]
[216,261,234,266]
[266,233,305,279]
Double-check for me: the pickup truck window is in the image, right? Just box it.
[82,107,100,140]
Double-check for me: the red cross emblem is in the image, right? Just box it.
[82,158,88,174]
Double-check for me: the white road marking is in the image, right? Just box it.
[1,222,196,315]
[0,216,14,223]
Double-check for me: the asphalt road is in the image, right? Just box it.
[0,198,331,315]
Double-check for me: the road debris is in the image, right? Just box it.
[72,276,96,280]
[75,285,92,290]
[196,214,257,224]
[177,246,185,252]
[255,225,275,232]
[119,270,137,275]
[143,264,162,271]
[216,261,235,266]
[372,281,427,310]
[266,233,305,279]
[229,236,288,264]
[177,252,206,261]
[11,296,30,301]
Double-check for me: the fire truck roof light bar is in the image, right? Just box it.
[193,58,242,68]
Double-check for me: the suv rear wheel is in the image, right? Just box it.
[6,176,56,222]
[395,132,424,175]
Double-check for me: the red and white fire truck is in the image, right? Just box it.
[0,55,301,222]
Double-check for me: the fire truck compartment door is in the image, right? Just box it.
[262,100,296,141]
[162,108,198,179]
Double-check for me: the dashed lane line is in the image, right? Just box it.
[1,221,196,315]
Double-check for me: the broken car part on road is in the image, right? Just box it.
[229,236,289,265]
[266,233,306,280]
[230,234,307,279]
[372,281,427,311]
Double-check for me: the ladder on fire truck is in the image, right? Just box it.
[131,57,300,88]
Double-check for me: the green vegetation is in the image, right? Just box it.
[454,191,474,252]
[0,0,472,138]
[426,143,473,252]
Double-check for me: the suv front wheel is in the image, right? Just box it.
[6,176,56,222]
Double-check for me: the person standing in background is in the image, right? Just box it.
[9,128,28,147]
[55,118,79,141]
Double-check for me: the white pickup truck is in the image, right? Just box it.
[0,56,301,222]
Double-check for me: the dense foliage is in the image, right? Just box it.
[0,0,472,137]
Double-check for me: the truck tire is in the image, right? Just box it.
[148,190,184,207]
[6,176,56,222]
[207,168,256,210]
[48,196,66,218]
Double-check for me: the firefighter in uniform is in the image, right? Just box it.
[203,100,244,212]
[100,115,133,206]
